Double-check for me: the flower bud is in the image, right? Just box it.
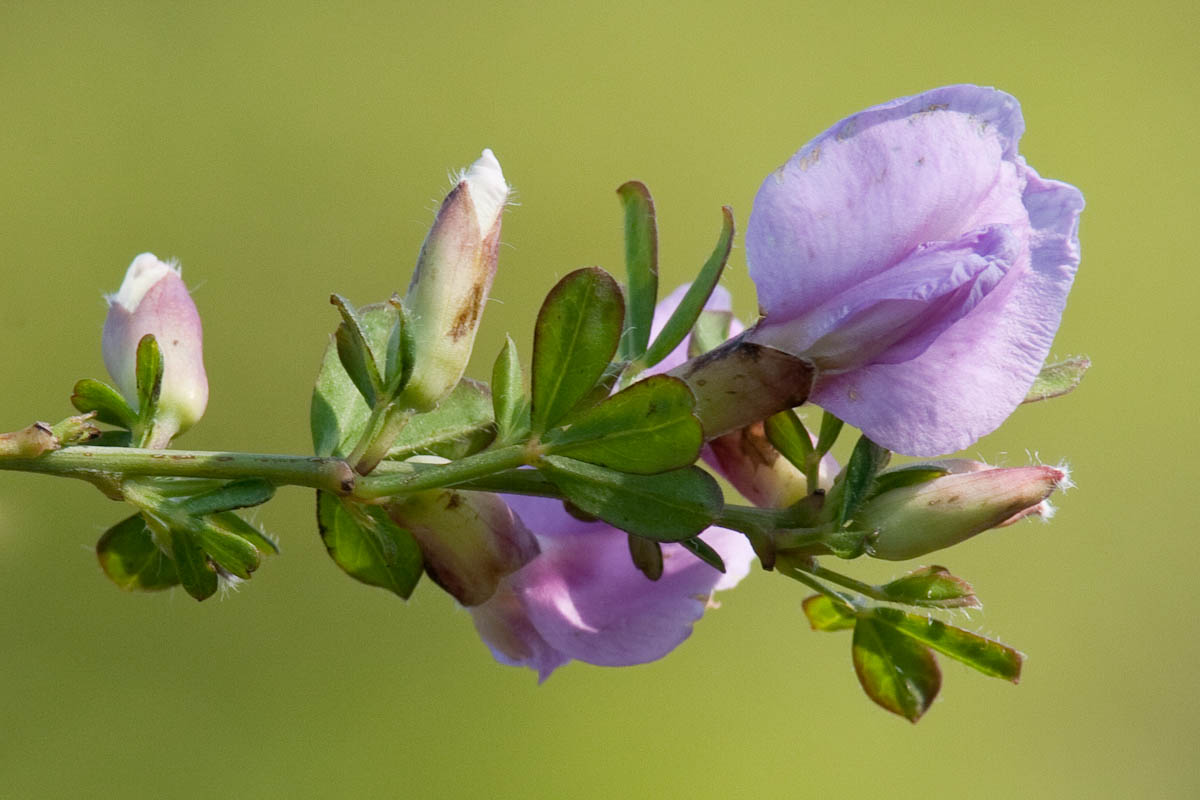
[102,253,208,440]
[858,461,1066,561]
[402,149,509,410]
[387,488,538,606]
[705,421,836,508]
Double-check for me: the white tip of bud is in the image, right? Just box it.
[109,253,179,312]
[462,148,509,234]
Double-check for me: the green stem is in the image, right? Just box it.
[0,446,356,495]
[347,403,413,475]
[803,561,892,602]
[775,553,861,609]
[354,443,531,500]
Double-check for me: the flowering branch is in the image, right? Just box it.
[0,85,1088,721]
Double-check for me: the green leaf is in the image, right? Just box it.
[491,335,529,446]
[538,455,721,541]
[331,294,384,408]
[96,514,179,591]
[867,464,951,500]
[1023,356,1090,403]
[616,181,658,360]
[837,435,890,526]
[530,268,625,433]
[562,359,626,421]
[852,617,941,722]
[680,536,725,573]
[814,411,844,456]
[134,333,164,424]
[195,520,261,580]
[687,309,733,359]
[764,409,814,474]
[868,607,1023,682]
[71,379,137,429]
[542,375,702,474]
[386,378,496,461]
[316,491,423,599]
[170,527,219,601]
[801,594,857,631]
[641,206,734,369]
[180,478,276,516]
[879,566,979,609]
[311,302,404,457]
[627,533,664,581]
[209,511,279,555]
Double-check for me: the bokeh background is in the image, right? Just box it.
[1,1,1196,797]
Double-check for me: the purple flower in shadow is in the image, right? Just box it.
[469,493,754,681]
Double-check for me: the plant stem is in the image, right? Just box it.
[775,553,860,609]
[354,443,531,500]
[0,446,356,495]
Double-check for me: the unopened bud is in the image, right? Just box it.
[858,462,1066,561]
[705,422,835,507]
[102,253,208,438]
[402,149,509,410]
[387,488,538,606]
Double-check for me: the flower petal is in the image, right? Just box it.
[749,225,1017,371]
[747,85,1028,321]
[811,169,1084,455]
[503,494,754,670]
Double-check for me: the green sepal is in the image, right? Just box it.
[616,181,659,361]
[538,455,721,541]
[542,375,702,474]
[835,435,890,526]
[195,520,262,580]
[640,206,734,369]
[96,514,179,591]
[209,511,280,555]
[627,533,664,581]
[382,295,416,397]
[814,411,844,456]
[852,616,941,722]
[71,378,137,429]
[386,378,495,461]
[764,409,814,474]
[170,526,219,601]
[1023,356,1090,403]
[331,294,384,408]
[687,310,733,359]
[134,333,164,427]
[801,594,857,632]
[878,565,979,609]
[180,478,276,516]
[316,491,423,599]
[530,267,625,434]
[491,335,529,446]
[867,607,1023,682]
[867,464,951,501]
[680,535,725,573]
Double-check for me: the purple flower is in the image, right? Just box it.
[745,85,1084,456]
[469,493,754,680]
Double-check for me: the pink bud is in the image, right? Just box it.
[705,421,836,508]
[858,461,1066,560]
[402,149,510,410]
[102,254,208,441]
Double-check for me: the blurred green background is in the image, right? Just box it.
[1,1,1196,797]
